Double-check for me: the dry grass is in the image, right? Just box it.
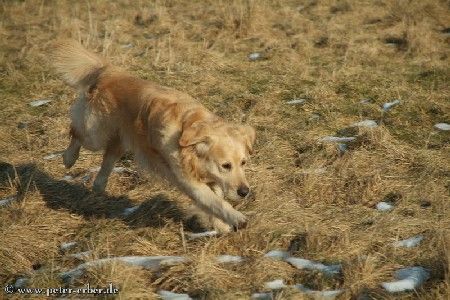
[0,0,449,299]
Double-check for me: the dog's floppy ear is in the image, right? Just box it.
[238,125,256,154]
[179,122,211,150]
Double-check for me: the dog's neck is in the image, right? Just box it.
[179,145,208,182]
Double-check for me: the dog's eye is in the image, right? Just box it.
[241,160,246,166]
[221,163,232,170]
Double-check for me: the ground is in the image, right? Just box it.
[0,0,449,299]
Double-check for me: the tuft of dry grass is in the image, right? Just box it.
[0,0,449,299]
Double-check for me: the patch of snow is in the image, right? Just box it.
[62,175,74,181]
[68,251,93,260]
[376,201,394,212]
[382,99,400,111]
[122,205,140,217]
[320,136,356,143]
[351,120,378,128]
[264,250,289,260]
[121,43,134,49]
[265,251,341,276]
[294,284,343,299]
[216,255,244,264]
[80,174,91,183]
[381,266,430,293]
[186,230,218,240]
[285,257,341,275]
[14,277,30,289]
[60,256,187,283]
[286,99,306,105]
[337,143,347,154]
[29,99,52,107]
[360,98,373,104]
[44,151,64,160]
[0,195,17,207]
[393,235,423,248]
[434,123,450,131]
[251,292,272,300]
[309,113,321,121]
[158,290,192,300]
[112,167,128,173]
[248,52,264,61]
[264,279,286,290]
[60,241,77,251]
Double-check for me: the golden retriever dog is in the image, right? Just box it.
[52,40,255,232]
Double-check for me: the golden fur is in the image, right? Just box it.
[52,40,255,232]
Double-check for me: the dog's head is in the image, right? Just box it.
[179,121,256,200]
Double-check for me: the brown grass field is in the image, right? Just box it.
[1,0,449,299]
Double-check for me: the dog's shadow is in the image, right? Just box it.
[0,161,203,231]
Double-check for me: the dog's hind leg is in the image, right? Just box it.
[92,137,124,193]
[63,127,81,169]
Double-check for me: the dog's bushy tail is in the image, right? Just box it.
[52,40,107,90]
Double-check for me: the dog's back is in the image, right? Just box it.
[52,40,210,164]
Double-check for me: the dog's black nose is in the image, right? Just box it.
[237,185,249,198]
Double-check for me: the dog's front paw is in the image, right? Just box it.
[211,217,233,233]
[225,210,247,229]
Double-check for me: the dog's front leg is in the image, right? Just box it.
[207,184,233,233]
[177,179,247,228]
